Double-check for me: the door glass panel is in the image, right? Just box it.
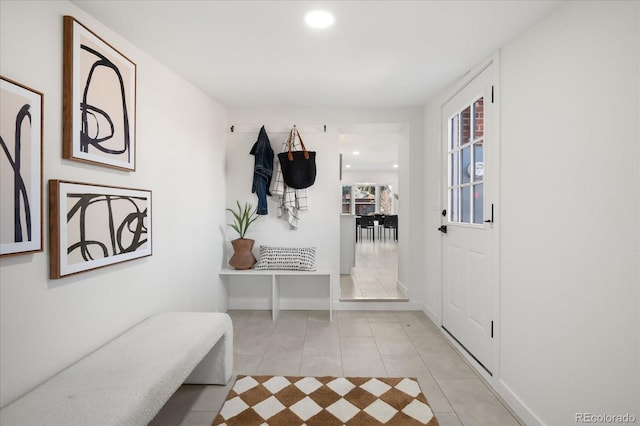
[461,146,471,184]
[451,114,460,149]
[448,98,486,225]
[461,106,471,144]
[473,142,484,182]
[461,186,471,223]
[450,188,459,222]
[451,151,459,186]
[474,98,484,138]
[473,184,483,224]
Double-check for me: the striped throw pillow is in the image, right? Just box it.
[255,246,316,271]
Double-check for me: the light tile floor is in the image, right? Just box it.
[341,238,407,300]
[150,310,523,426]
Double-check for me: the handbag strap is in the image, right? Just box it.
[287,127,310,161]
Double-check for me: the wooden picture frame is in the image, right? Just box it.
[63,16,137,171]
[49,180,152,279]
[0,76,43,256]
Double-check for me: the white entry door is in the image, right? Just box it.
[441,62,497,374]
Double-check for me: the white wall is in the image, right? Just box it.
[224,122,339,309]
[225,107,424,308]
[423,1,639,424]
[0,0,228,407]
[423,88,446,322]
[499,2,639,424]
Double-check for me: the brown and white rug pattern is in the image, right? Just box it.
[213,375,439,425]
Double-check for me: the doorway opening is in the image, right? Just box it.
[338,123,407,301]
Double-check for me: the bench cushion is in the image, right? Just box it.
[0,312,233,426]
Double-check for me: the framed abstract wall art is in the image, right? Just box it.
[63,16,137,171]
[49,180,152,279]
[0,76,43,256]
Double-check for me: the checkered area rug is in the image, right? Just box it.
[212,375,439,426]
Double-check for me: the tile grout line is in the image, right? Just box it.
[367,316,391,378]
[181,311,518,426]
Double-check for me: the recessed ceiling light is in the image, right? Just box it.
[352,151,360,155]
[393,164,399,168]
[305,10,334,29]
[345,164,351,168]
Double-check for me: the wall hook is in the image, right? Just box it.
[230,125,234,133]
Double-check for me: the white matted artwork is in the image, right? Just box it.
[63,16,137,171]
[0,76,43,256]
[49,180,151,279]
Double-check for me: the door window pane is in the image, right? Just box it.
[474,98,484,138]
[473,184,483,224]
[473,141,484,182]
[461,106,471,144]
[451,114,460,149]
[451,151,459,186]
[461,186,471,223]
[450,188,459,222]
[461,146,471,184]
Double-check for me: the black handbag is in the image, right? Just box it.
[277,127,316,189]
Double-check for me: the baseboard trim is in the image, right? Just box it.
[422,303,440,325]
[334,300,423,311]
[421,308,540,426]
[495,379,544,426]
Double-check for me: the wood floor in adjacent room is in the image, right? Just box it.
[150,310,522,426]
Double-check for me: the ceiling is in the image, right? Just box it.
[71,0,564,170]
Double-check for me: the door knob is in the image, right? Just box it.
[438,225,447,234]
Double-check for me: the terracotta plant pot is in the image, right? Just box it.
[229,238,257,270]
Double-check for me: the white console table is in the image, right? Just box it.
[219,268,332,321]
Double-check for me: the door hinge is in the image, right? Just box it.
[491,86,495,103]
[491,321,494,338]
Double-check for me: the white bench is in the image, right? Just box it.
[219,268,332,321]
[0,312,233,426]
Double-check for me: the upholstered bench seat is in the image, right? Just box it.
[0,312,233,426]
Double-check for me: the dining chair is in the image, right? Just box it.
[373,214,385,240]
[383,215,398,242]
[359,216,375,241]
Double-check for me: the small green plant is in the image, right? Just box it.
[226,201,260,239]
